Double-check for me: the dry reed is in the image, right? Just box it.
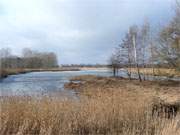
[1,75,180,135]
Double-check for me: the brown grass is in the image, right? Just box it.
[128,68,180,77]
[1,76,180,135]
[0,69,26,78]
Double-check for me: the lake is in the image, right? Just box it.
[0,69,115,97]
[1,69,179,97]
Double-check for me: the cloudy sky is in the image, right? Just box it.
[0,0,175,64]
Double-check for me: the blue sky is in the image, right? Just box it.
[0,0,175,64]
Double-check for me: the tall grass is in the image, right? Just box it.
[0,88,179,135]
[128,68,180,77]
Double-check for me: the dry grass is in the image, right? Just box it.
[128,68,180,77]
[0,69,26,78]
[1,76,180,135]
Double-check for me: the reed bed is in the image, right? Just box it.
[128,68,180,77]
[1,75,180,135]
[0,88,179,135]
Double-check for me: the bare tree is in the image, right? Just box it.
[21,48,58,69]
[118,33,134,80]
[110,24,151,81]
[155,2,180,72]
[0,48,12,69]
[129,25,142,82]
[139,20,150,80]
[22,48,34,58]
[149,32,156,77]
[0,48,58,69]
[0,48,12,58]
[109,52,120,77]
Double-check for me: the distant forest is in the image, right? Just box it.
[0,48,58,69]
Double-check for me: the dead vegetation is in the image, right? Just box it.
[1,75,179,135]
[128,68,180,78]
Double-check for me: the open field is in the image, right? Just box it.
[1,75,180,135]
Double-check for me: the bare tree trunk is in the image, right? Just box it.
[113,67,116,77]
[137,64,142,82]
[127,56,132,80]
[127,44,132,80]
[150,40,155,80]
[133,35,142,82]
[142,39,146,81]
[116,67,119,77]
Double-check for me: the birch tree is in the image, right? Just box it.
[118,33,134,80]
[129,25,142,82]
[139,20,151,80]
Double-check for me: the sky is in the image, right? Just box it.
[0,0,175,64]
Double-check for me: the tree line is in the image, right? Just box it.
[110,0,180,81]
[0,48,58,69]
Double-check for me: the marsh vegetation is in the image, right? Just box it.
[0,1,180,135]
[1,75,180,135]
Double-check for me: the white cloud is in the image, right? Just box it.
[0,0,174,64]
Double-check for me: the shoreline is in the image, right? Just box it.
[1,67,180,81]
[0,68,81,79]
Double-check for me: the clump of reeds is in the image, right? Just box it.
[0,88,179,135]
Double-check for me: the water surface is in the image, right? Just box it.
[0,70,113,97]
[0,69,179,97]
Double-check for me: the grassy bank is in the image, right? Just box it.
[1,75,180,135]
[0,68,80,79]
[127,68,180,77]
[0,69,29,78]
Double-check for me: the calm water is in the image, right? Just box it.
[0,69,179,97]
[0,70,115,97]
